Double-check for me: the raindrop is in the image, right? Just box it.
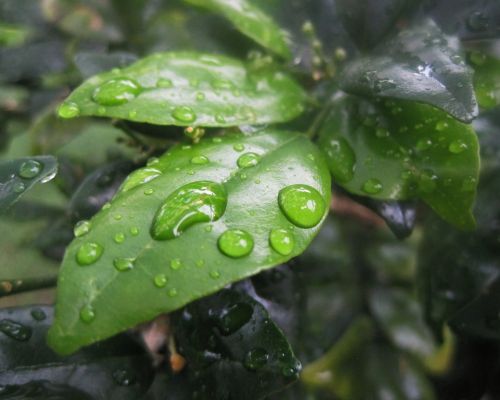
[154,274,168,288]
[76,242,103,266]
[18,160,42,179]
[57,101,80,119]
[92,78,141,106]
[237,153,260,168]
[119,168,162,193]
[144,188,154,195]
[114,257,134,272]
[244,348,269,370]
[196,92,205,101]
[114,233,125,244]
[461,176,477,192]
[218,229,254,258]
[362,178,383,194]
[130,226,139,236]
[233,143,245,152]
[435,121,449,131]
[325,138,356,183]
[114,214,122,220]
[74,220,91,237]
[0,319,32,341]
[80,304,95,323]
[209,270,220,279]
[30,308,46,321]
[13,182,25,193]
[191,155,209,165]
[416,138,433,151]
[278,185,325,228]
[418,170,438,193]
[168,288,178,297]
[269,228,294,256]
[172,106,197,123]
[170,258,182,270]
[156,78,173,88]
[448,140,468,154]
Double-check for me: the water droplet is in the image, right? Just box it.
[41,170,57,183]
[13,182,25,193]
[102,202,111,210]
[416,138,433,151]
[114,233,125,244]
[211,79,234,91]
[435,121,449,131]
[461,176,477,192]
[219,302,253,335]
[76,242,103,266]
[196,259,205,267]
[362,178,383,194]
[196,92,205,101]
[278,185,325,228]
[282,364,301,378]
[92,78,141,106]
[97,106,106,115]
[191,155,209,165]
[233,143,245,152]
[0,319,32,341]
[168,288,178,297]
[18,160,42,179]
[448,139,468,154]
[269,229,294,256]
[58,101,80,119]
[325,138,356,183]
[30,308,46,321]
[151,181,227,240]
[244,348,269,370]
[144,188,154,195]
[218,229,254,258]
[130,226,139,236]
[467,11,489,32]
[205,225,213,232]
[156,78,173,88]
[154,274,168,288]
[215,114,226,123]
[418,170,438,193]
[375,127,390,138]
[119,167,162,193]
[170,258,182,270]
[74,220,91,237]
[114,257,135,272]
[113,369,136,386]
[128,110,137,118]
[212,137,222,143]
[80,304,95,323]
[114,214,122,221]
[209,270,220,279]
[172,106,197,123]
[237,152,260,168]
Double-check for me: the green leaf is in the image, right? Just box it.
[184,0,290,58]
[48,130,331,354]
[174,288,301,400]
[0,305,154,399]
[0,156,58,214]
[470,51,500,109]
[58,52,306,127]
[318,96,480,230]
[340,19,478,122]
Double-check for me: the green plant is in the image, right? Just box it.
[1,0,500,399]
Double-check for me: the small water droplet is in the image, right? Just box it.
[0,319,32,341]
[375,127,390,138]
[205,225,213,232]
[102,202,111,210]
[74,220,91,237]
[92,78,141,106]
[212,137,222,143]
[144,188,154,195]
[196,259,205,267]
[154,274,168,288]
[233,143,245,152]
[244,348,269,370]
[76,242,103,266]
[362,178,383,194]
[278,185,325,228]
[168,288,178,297]
[196,92,205,101]
[461,176,477,192]
[191,155,209,165]
[170,258,182,270]
[237,152,260,168]
[156,78,173,88]
[209,270,220,279]
[114,233,125,244]
[30,308,46,321]
[418,170,438,193]
[13,181,25,193]
[80,304,95,323]
[448,139,468,154]
[218,229,254,258]
[18,160,42,179]
[58,101,80,119]
[114,214,122,221]
[172,106,197,123]
[114,257,135,272]
[435,121,449,131]
[130,226,139,236]
[269,229,294,256]
[215,114,226,123]
[416,138,433,151]
[113,369,136,386]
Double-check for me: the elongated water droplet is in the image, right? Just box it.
[0,319,32,341]
[18,160,42,179]
[191,155,209,165]
[144,188,154,195]
[154,274,168,288]
[233,143,245,152]
[244,348,269,370]
[278,185,325,228]
[269,229,294,256]
[76,242,103,266]
[210,270,220,279]
[448,139,468,154]
[119,168,162,193]
[325,138,356,183]
[172,106,197,123]
[74,220,91,237]
[114,257,134,271]
[151,181,227,240]
[58,101,80,119]
[237,152,260,168]
[80,305,95,323]
[92,78,141,106]
[362,178,383,194]
[218,229,254,258]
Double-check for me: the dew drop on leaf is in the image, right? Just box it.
[218,229,254,258]
[191,155,209,165]
[324,138,356,183]
[114,233,125,244]
[170,258,182,270]
[144,188,154,195]
[112,369,136,386]
[435,120,449,131]
[74,220,91,237]
[362,178,383,194]
[113,257,135,272]
[130,227,139,236]
[118,168,162,193]
[0,319,32,341]
[30,308,46,321]
[80,305,96,323]
[418,170,438,193]
[172,106,197,123]
[92,78,141,106]
[76,242,103,266]
[57,101,80,119]
[237,152,261,168]
[269,228,294,256]
[153,274,168,288]
[156,78,173,88]
[416,138,433,151]
[244,348,269,370]
[18,160,42,179]
[13,182,25,193]
[448,140,468,154]
[233,143,245,152]
[168,288,178,297]
[209,270,221,279]
[278,184,325,228]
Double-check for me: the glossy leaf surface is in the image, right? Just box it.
[319,97,479,229]
[48,131,331,354]
[340,19,478,122]
[58,52,306,127]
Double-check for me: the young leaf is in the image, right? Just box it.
[48,131,331,354]
[57,52,306,127]
[0,156,58,214]
[174,289,301,400]
[183,0,291,59]
[318,97,479,230]
[340,19,478,122]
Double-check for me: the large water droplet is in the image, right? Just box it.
[269,229,294,256]
[0,319,32,341]
[76,242,103,266]
[151,181,227,240]
[119,168,162,193]
[362,178,383,194]
[73,220,91,237]
[278,185,325,228]
[325,138,356,183]
[92,78,141,106]
[448,139,468,154]
[114,257,135,272]
[244,348,269,370]
[172,106,197,123]
[18,160,42,179]
[218,229,254,258]
[237,152,260,168]
[58,101,80,119]
[219,302,253,335]
[80,305,95,323]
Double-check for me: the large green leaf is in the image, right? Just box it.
[0,156,58,214]
[340,19,478,122]
[174,289,301,400]
[57,52,306,127]
[184,0,291,58]
[318,96,480,229]
[0,305,154,399]
[48,130,331,354]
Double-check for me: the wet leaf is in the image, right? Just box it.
[184,0,291,58]
[58,52,306,127]
[0,156,58,214]
[470,51,500,110]
[48,130,331,354]
[318,96,479,230]
[340,19,478,122]
[0,306,154,400]
[174,289,301,400]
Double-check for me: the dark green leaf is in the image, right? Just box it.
[58,52,306,127]
[174,289,301,400]
[183,0,291,58]
[340,19,478,122]
[0,306,154,400]
[319,96,479,229]
[0,156,58,214]
[48,131,331,354]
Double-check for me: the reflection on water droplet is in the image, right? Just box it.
[172,106,197,123]
[448,140,468,154]
[362,178,383,194]
[74,220,91,237]
[269,229,294,256]
[92,78,141,106]
[76,242,103,266]
[218,229,254,258]
[80,304,95,323]
[237,153,260,168]
[58,101,80,119]
[151,181,227,240]
[18,160,42,179]
[130,226,139,236]
[0,319,32,341]
[154,274,168,288]
[278,185,325,228]
[416,138,433,151]
[144,188,154,195]
[114,257,134,271]
[191,155,209,165]
[119,168,162,193]
[244,348,269,370]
